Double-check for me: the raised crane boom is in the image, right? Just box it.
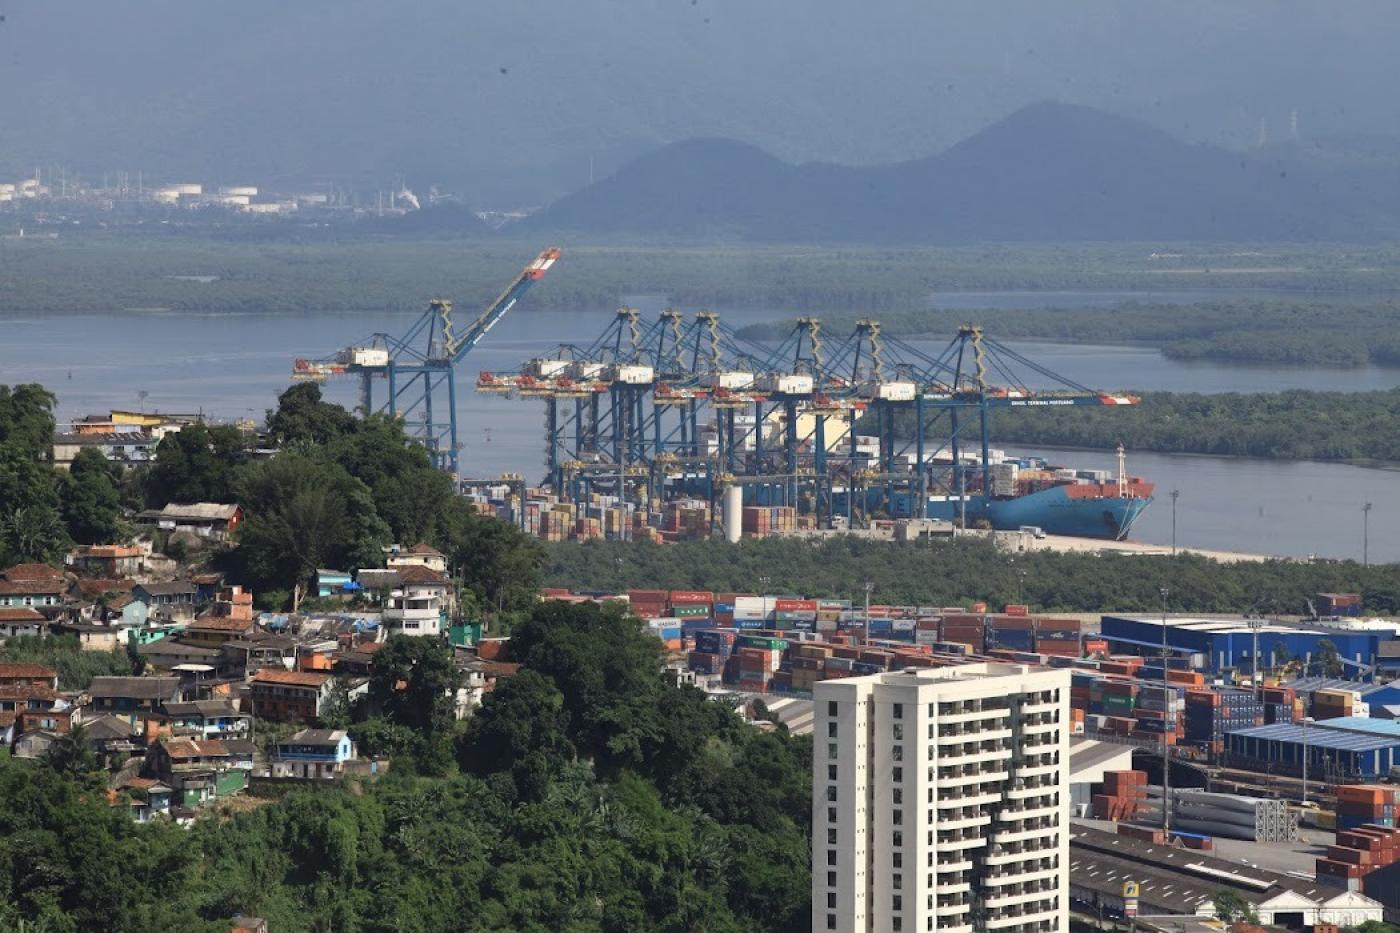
[440,247,560,362]
[291,247,562,476]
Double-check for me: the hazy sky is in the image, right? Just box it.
[1,1,1396,204]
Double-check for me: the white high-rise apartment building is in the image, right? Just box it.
[813,662,1070,933]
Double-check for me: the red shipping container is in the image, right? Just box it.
[774,598,818,612]
[1004,604,1029,617]
[669,590,715,605]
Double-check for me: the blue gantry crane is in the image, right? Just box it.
[292,247,560,475]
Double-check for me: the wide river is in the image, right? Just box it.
[2,294,1396,563]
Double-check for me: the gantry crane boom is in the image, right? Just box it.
[292,247,561,476]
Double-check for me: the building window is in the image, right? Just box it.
[827,828,837,844]
[893,852,902,869]
[828,807,837,823]
[891,745,903,761]
[827,893,836,909]
[827,871,836,887]
[826,915,836,930]
[828,701,838,716]
[893,703,903,719]
[828,764,838,781]
[827,849,837,866]
[892,920,902,932]
[893,896,902,911]
[827,786,837,801]
[893,766,902,783]
[829,743,839,759]
[892,723,904,741]
[828,721,838,738]
[892,831,903,848]
[892,788,902,805]
[893,809,902,825]
[893,873,902,890]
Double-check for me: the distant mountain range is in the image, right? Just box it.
[519,102,1400,243]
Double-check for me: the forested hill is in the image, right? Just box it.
[525,102,1400,243]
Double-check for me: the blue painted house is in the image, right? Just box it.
[271,729,360,780]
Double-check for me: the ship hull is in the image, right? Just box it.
[925,484,1154,540]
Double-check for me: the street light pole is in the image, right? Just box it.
[1301,715,1310,805]
[1362,502,1372,568]
[1170,490,1180,556]
[863,580,874,647]
[1159,584,1171,835]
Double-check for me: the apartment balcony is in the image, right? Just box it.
[935,837,983,855]
[938,766,1010,787]
[934,899,971,918]
[984,842,1058,865]
[984,903,1060,929]
[935,875,971,895]
[937,706,1012,726]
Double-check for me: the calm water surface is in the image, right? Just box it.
[1,298,1396,563]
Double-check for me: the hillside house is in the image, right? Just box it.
[145,736,247,806]
[381,564,452,638]
[116,777,174,823]
[0,563,66,612]
[133,581,198,611]
[50,621,128,652]
[250,668,334,723]
[386,543,448,574]
[270,729,359,780]
[51,431,156,470]
[88,676,183,722]
[162,699,251,740]
[0,607,47,639]
[66,544,144,579]
[316,569,354,598]
[0,663,58,690]
[135,502,242,542]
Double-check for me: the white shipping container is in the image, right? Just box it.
[756,373,814,394]
[711,371,755,390]
[860,380,916,401]
[609,364,655,385]
[342,347,390,367]
[531,359,570,378]
[569,361,606,380]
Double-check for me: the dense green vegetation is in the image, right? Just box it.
[0,602,812,932]
[890,389,1400,462]
[0,634,133,690]
[740,299,1400,367]
[7,234,1400,316]
[545,537,1400,614]
[139,383,546,613]
[0,385,126,565]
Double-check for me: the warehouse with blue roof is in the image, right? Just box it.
[1099,616,1394,676]
[1227,717,1400,779]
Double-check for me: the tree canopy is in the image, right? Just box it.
[0,600,813,932]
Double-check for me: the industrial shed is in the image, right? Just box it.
[1226,718,1400,780]
[1099,616,1386,675]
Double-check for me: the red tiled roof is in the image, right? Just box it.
[72,545,141,559]
[0,663,57,680]
[0,608,45,622]
[0,684,59,701]
[162,737,230,759]
[0,579,63,596]
[405,543,444,556]
[2,563,64,582]
[395,564,448,586]
[252,668,330,688]
[76,578,136,597]
[188,615,254,632]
